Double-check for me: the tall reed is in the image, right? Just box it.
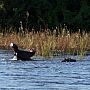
[0,27,89,57]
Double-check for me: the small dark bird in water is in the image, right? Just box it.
[62,58,76,62]
[10,43,36,60]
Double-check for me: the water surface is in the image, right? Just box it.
[0,50,90,90]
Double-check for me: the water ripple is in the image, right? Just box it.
[0,50,90,90]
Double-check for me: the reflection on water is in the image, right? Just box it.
[0,50,90,90]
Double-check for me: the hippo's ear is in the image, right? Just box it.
[10,43,14,47]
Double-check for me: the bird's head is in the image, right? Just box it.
[10,43,18,52]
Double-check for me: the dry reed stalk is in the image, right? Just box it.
[0,29,89,57]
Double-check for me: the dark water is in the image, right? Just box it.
[0,50,90,90]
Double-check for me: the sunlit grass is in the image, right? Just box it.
[0,27,90,58]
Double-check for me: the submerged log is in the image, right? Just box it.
[62,58,76,62]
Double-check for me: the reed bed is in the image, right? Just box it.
[0,28,90,57]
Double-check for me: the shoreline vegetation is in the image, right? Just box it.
[0,27,90,58]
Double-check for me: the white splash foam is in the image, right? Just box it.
[10,56,17,60]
